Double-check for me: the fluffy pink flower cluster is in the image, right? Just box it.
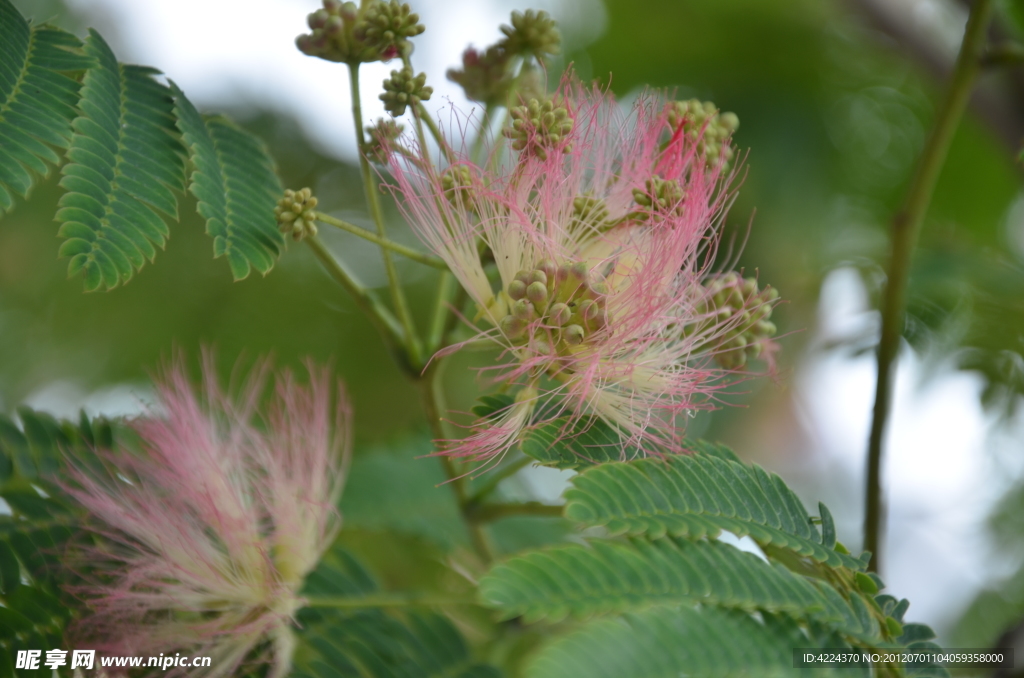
[67,360,350,678]
[390,79,777,463]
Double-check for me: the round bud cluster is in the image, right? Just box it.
[700,272,779,370]
[503,98,574,161]
[498,259,611,354]
[498,9,561,61]
[275,188,319,241]
[380,67,432,116]
[571,194,611,232]
[667,99,740,170]
[447,45,513,106]
[441,164,476,209]
[296,0,399,64]
[364,118,404,164]
[632,175,684,216]
[360,0,424,60]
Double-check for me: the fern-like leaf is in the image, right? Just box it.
[172,84,284,280]
[56,30,186,291]
[521,416,637,468]
[526,606,857,678]
[295,543,501,678]
[0,0,91,214]
[0,408,120,676]
[564,448,865,569]
[479,536,878,638]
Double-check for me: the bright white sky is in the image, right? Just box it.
[20,0,1019,641]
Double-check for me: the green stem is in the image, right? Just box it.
[470,104,494,164]
[305,235,406,363]
[428,271,455,352]
[348,63,422,366]
[863,0,994,573]
[304,593,474,609]
[314,211,447,269]
[419,362,494,561]
[417,104,456,164]
[466,456,533,506]
[469,501,564,523]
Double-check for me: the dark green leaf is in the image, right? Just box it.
[56,31,185,290]
[563,450,863,569]
[172,83,283,280]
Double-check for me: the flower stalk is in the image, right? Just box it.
[314,211,447,269]
[863,0,994,573]
[348,62,423,366]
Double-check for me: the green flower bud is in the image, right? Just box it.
[563,324,585,346]
[667,99,740,170]
[528,269,547,286]
[578,298,598,323]
[536,258,557,280]
[380,67,432,116]
[513,298,534,320]
[503,98,574,161]
[569,262,589,283]
[296,0,404,64]
[364,117,404,164]
[441,164,476,209]
[500,315,527,340]
[697,273,780,369]
[548,302,571,326]
[526,281,548,304]
[447,44,513,106]
[507,280,527,300]
[633,175,684,216]
[498,9,561,60]
[359,0,424,59]
[572,194,611,231]
[275,188,319,241]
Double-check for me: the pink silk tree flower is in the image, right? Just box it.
[389,79,779,463]
[65,358,351,678]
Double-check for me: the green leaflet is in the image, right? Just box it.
[1,0,285,285]
[172,83,284,280]
[56,31,186,291]
[479,443,950,678]
[0,408,120,678]
[294,541,501,678]
[526,606,857,678]
[478,536,878,638]
[0,0,91,214]
[563,449,865,569]
[520,416,636,468]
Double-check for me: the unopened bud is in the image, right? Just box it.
[563,324,585,345]
[380,67,432,116]
[503,98,574,161]
[498,9,560,60]
[526,281,548,304]
[536,258,557,280]
[548,302,570,326]
[513,298,534,320]
[500,315,527,340]
[507,280,527,300]
[275,187,319,241]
